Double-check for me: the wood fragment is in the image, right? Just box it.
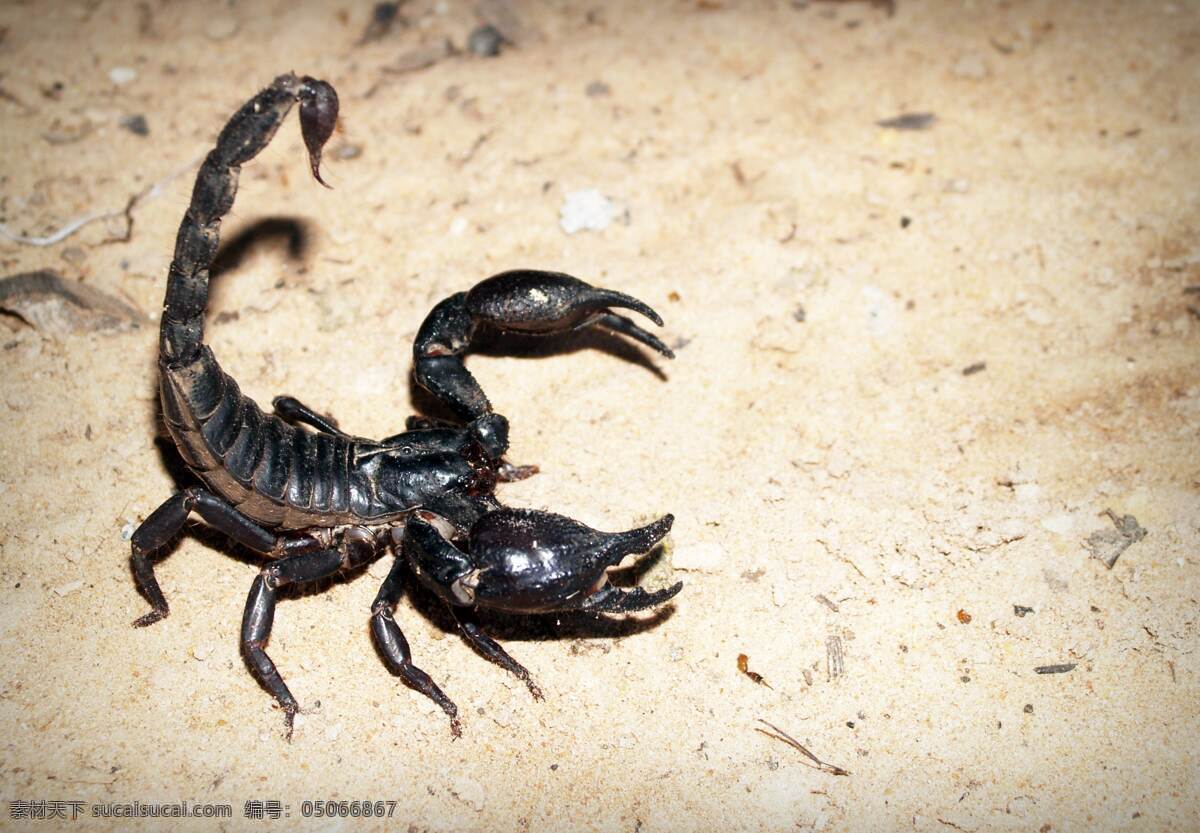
[1084,509,1146,569]
[755,719,850,776]
[961,361,986,376]
[826,635,844,680]
[737,653,773,689]
[876,112,936,131]
[814,594,839,612]
[810,0,896,16]
[1034,663,1076,675]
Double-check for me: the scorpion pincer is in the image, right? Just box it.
[129,73,681,739]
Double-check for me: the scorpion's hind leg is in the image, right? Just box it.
[370,555,462,737]
[130,487,315,627]
[241,529,378,740]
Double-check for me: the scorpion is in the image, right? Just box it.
[130,73,681,738]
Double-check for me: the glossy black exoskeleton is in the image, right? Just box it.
[130,73,681,738]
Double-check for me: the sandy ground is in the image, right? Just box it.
[1,1,1198,831]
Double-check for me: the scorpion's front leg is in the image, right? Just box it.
[451,606,544,701]
[370,553,462,737]
[413,270,674,457]
[241,529,378,740]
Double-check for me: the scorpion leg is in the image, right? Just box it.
[370,555,461,737]
[130,487,318,627]
[241,529,378,740]
[412,270,673,458]
[272,395,346,436]
[451,606,544,701]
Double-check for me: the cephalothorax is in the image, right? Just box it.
[130,73,680,738]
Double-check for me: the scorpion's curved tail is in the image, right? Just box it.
[159,73,338,366]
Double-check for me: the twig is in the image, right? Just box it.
[0,153,201,247]
[0,210,119,246]
[1034,663,1076,675]
[814,594,839,612]
[755,719,850,776]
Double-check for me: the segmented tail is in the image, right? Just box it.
[159,73,338,366]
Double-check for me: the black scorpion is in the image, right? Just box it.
[130,73,681,738]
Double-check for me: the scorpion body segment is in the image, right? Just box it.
[131,73,681,739]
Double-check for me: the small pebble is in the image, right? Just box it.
[468,24,504,57]
[585,80,611,97]
[191,644,214,661]
[109,67,137,86]
[121,520,136,541]
[53,579,84,597]
[120,114,149,136]
[333,143,362,160]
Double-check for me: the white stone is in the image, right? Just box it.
[109,67,137,86]
[53,579,83,596]
[559,189,617,234]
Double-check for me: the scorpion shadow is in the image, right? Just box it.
[142,217,677,644]
[209,217,310,282]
